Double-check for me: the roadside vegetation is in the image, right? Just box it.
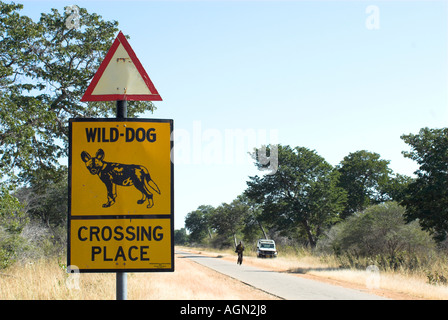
[0,2,153,271]
[181,128,448,292]
[1,1,448,300]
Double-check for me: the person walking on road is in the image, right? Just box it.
[235,241,244,265]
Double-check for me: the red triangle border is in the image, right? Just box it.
[81,31,162,102]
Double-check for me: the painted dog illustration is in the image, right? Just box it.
[81,149,160,208]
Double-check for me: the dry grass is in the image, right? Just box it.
[0,253,278,300]
[183,246,448,300]
[4,245,448,300]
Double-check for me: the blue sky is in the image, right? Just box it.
[20,0,448,229]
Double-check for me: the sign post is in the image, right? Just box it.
[68,31,172,300]
[116,100,127,300]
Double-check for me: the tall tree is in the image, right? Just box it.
[336,150,393,218]
[185,205,214,243]
[245,145,347,248]
[400,127,448,241]
[174,228,189,246]
[239,194,269,241]
[15,175,68,228]
[211,198,247,247]
[0,2,156,184]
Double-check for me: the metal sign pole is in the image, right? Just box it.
[117,100,127,119]
[116,271,127,300]
[116,100,127,300]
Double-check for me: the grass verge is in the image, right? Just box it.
[0,251,279,300]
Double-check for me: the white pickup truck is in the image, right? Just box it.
[256,239,278,258]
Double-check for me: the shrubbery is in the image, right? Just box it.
[317,202,436,271]
[0,183,66,270]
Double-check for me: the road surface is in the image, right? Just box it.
[177,250,387,300]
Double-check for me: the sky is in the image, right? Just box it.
[18,0,448,230]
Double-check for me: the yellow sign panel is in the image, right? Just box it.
[69,218,173,271]
[68,118,174,272]
[70,119,172,216]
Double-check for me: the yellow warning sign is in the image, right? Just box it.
[68,118,173,272]
[69,119,173,216]
[69,218,173,271]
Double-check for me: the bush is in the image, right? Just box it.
[0,227,27,269]
[317,202,436,270]
[0,183,68,269]
[19,221,66,260]
[0,184,27,269]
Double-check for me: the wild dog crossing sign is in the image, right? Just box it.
[68,118,174,272]
[69,218,172,271]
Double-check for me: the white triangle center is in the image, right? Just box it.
[91,43,152,96]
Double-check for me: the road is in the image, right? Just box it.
[177,250,388,300]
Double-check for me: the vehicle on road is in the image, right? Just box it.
[256,239,277,258]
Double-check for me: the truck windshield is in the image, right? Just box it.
[261,243,274,249]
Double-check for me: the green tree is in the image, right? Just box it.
[0,2,156,184]
[239,194,269,242]
[211,197,248,247]
[174,228,189,245]
[400,127,448,241]
[246,145,347,248]
[381,173,413,203]
[185,205,214,244]
[336,150,393,218]
[15,174,68,228]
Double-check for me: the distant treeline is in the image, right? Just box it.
[180,128,448,270]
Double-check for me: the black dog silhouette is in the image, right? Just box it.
[81,149,160,208]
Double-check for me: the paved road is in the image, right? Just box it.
[177,250,387,300]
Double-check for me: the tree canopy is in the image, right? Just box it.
[336,150,392,218]
[184,205,214,243]
[0,2,155,184]
[0,2,159,267]
[245,145,347,247]
[400,127,448,241]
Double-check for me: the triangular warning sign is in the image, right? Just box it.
[81,31,162,102]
